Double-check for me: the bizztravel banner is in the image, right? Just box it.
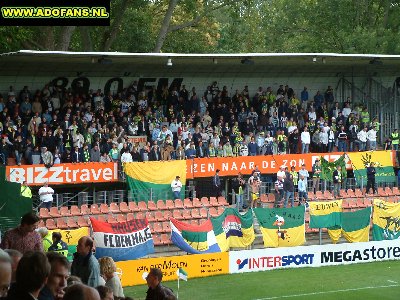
[6,162,118,185]
[229,240,400,274]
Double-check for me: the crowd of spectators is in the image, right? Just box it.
[0,81,393,166]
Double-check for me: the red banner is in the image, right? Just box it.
[185,152,352,178]
[6,162,118,185]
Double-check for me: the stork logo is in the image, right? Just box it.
[236,258,248,270]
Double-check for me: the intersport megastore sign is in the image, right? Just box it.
[229,240,400,274]
[6,162,118,185]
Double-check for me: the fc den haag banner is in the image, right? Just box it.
[347,151,395,183]
[309,200,342,229]
[253,206,305,248]
[373,199,400,241]
[124,160,186,201]
[90,217,154,262]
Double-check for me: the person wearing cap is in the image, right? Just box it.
[171,176,182,200]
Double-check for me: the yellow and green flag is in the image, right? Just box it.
[347,150,395,183]
[309,200,342,229]
[49,227,90,261]
[373,199,400,240]
[328,207,372,243]
[253,206,305,248]
[124,161,186,202]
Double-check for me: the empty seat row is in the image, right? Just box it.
[39,197,229,219]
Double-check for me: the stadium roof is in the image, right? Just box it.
[1,50,399,77]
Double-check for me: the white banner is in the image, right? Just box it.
[229,240,400,274]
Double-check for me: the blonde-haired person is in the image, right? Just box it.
[98,256,124,299]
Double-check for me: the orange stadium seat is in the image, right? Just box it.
[201,197,212,207]
[136,212,145,220]
[116,214,126,223]
[347,189,356,198]
[172,210,183,220]
[193,198,202,208]
[209,207,219,217]
[119,202,130,213]
[67,218,78,229]
[80,205,90,215]
[98,215,107,223]
[107,215,117,224]
[152,234,162,246]
[162,222,171,233]
[147,201,157,211]
[385,187,394,196]
[200,208,208,218]
[182,210,192,220]
[155,211,165,222]
[199,218,208,225]
[100,203,109,214]
[190,219,199,226]
[268,193,275,203]
[56,218,68,229]
[153,222,163,234]
[126,213,135,221]
[163,210,172,221]
[354,189,364,198]
[146,212,156,222]
[90,204,101,215]
[77,216,89,227]
[59,206,71,217]
[217,206,225,215]
[38,220,45,228]
[218,196,228,206]
[160,234,171,245]
[138,201,148,211]
[49,207,61,218]
[209,197,219,206]
[191,208,201,219]
[39,208,50,219]
[157,200,166,210]
[392,187,400,196]
[183,198,193,209]
[174,199,184,209]
[323,191,333,200]
[339,189,347,198]
[128,201,139,212]
[70,205,82,216]
[110,202,120,213]
[166,200,175,210]
[260,194,268,203]
[45,218,57,230]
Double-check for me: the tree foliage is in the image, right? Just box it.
[0,0,399,54]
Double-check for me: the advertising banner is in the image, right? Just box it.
[116,252,229,287]
[229,240,400,274]
[186,152,352,178]
[6,162,118,185]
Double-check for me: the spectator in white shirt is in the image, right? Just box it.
[120,149,133,163]
[357,127,368,151]
[367,127,377,150]
[171,176,183,199]
[308,108,316,122]
[301,127,311,153]
[342,103,352,118]
[39,181,54,210]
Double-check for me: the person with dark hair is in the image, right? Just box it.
[212,169,222,197]
[0,249,12,299]
[145,268,176,300]
[7,251,50,300]
[38,252,69,300]
[71,237,100,288]
[63,284,100,300]
[96,285,113,300]
[48,232,68,257]
[0,212,42,253]
[3,249,22,284]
